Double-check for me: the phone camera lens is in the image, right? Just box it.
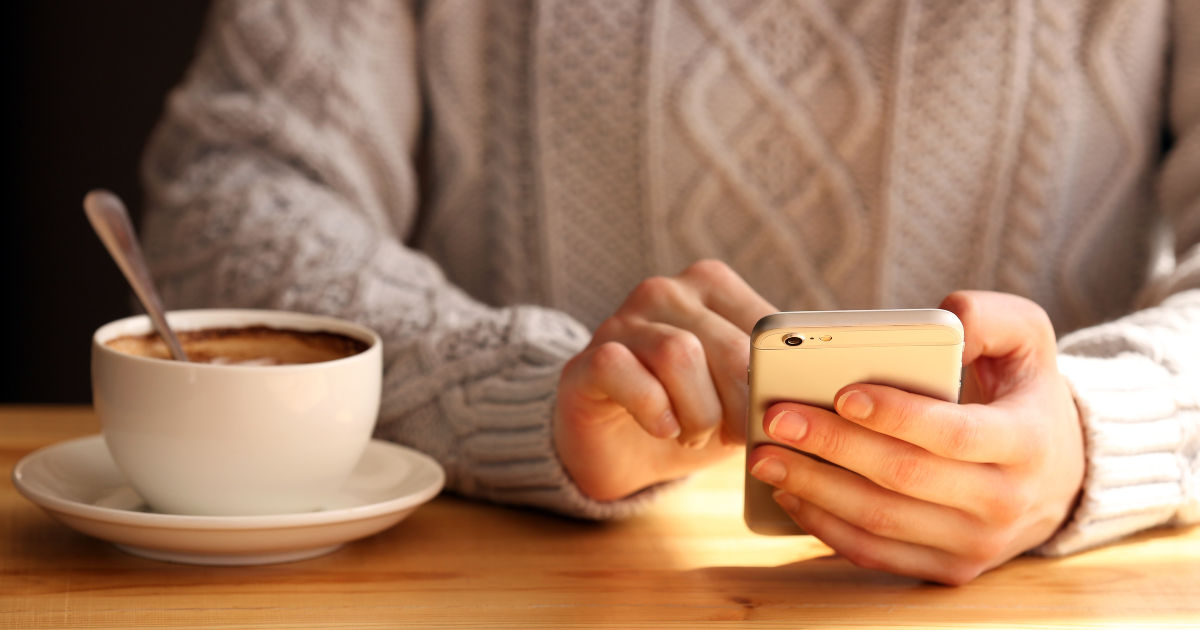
[784,335,803,346]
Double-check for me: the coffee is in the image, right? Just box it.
[106,326,368,366]
[94,309,383,516]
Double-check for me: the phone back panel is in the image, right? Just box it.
[744,311,963,535]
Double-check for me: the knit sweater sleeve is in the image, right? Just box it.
[1037,3,1200,555]
[139,0,655,520]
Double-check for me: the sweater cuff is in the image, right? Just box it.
[449,372,677,521]
[1035,352,1198,556]
[378,305,675,520]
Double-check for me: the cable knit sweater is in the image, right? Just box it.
[141,0,1200,556]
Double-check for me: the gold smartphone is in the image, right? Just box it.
[744,309,964,535]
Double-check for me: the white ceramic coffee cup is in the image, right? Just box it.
[92,309,382,516]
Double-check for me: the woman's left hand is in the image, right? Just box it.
[747,291,1085,585]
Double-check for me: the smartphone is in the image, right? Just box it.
[744,309,964,535]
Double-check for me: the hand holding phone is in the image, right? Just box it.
[744,309,964,535]
[743,292,1084,585]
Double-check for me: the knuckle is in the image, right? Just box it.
[684,258,733,282]
[980,494,1013,525]
[858,506,902,538]
[942,409,981,459]
[980,480,1032,526]
[655,330,705,370]
[882,450,933,494]
[966,532,1009,566]
[1011,484,1039,521]
[1034,306,1054,334]
[627,276,681,311]
[1024,299,1056,340]
[588,341,631,374]
[1010,296,1058,363]
[880,395,920,434]
[780,463,816,497]
[626,390,661,417]
[809,423,850,460]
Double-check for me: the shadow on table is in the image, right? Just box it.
[691,553,927,589]
[679,524,1200,621]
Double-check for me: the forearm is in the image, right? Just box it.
[139,0,663,520]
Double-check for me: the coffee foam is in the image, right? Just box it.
[105,326,369,365]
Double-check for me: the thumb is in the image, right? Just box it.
[940,291,1058,366]
[940,291,1059,402]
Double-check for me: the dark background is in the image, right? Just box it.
[1,2,211,403]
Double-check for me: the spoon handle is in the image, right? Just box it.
[84,190,190,362]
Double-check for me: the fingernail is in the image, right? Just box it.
[837,390,874,420]
[750,457,786,484]
[659,410,681,439]
[767,410,807,442]
[772,489,802,512]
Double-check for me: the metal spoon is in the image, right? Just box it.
[84,189,190,362]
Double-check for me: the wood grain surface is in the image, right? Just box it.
[2,406,1198,629]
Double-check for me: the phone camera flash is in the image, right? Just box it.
[819,335,833,341]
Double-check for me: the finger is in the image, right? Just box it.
[616,272,753,373]
[560,341,681,439]
[832,384,1027,464]
[940,291,1057,369]
[667,308,752,444]
[615,276,755,444]
[674,259,777,332]
[748,444,984,556]
[774,494,986,586]
[619,321,725,448]
[762,402,1003,512]
[612,261,775,443]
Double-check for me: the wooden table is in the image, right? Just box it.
[3,406,1198,628]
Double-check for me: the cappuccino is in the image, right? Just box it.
[93,309,383,516]
[106,326,368,365]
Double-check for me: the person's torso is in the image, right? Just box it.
[415,0,1169,335]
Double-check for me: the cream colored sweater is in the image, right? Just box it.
[141,0,1200,556]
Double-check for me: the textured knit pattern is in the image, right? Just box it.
[141,0,1200,551]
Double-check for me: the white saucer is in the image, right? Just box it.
[12,435,445,566]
